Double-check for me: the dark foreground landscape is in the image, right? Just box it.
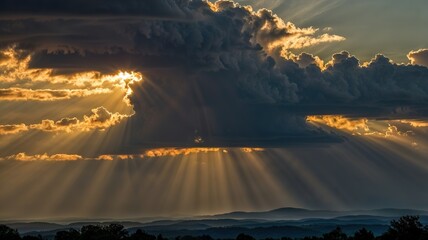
[2,208,428,240]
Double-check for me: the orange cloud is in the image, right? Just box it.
[284,33,346,50]
[144,148,222,157]
[0,88,111,101]
[306,115,369,132]
[98,148,265,160]
[3,152,83,161]
[2,147,268,162]
[0,48,142,106]
[30,107,130,132]
[0,124,28,135]
[307,115,415,139]
[0,107,130,135]
[240,148,265,153]
[399,120,428,128]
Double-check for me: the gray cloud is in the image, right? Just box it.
[0,0,191,17]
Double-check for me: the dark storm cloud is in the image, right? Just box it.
[0,0,190,17]
[2,0,428,148]
[276,52,428,113]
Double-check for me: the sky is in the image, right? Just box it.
[1,0,428,220]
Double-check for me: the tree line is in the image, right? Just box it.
[1,216,428,240]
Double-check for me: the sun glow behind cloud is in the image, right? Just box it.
[0,47,145,159]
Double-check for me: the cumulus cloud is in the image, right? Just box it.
[408,49,428,67]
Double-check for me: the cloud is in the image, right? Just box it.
[307,115,415,139]
[284,52,324,69]
[0,0,190,17]
[30,107,130,132]
[0,48,143,93]
[0,88,111,101]
[81,107,129,130]
[408,49,428,67]
[306,115,369,132]
[399,120,428,128]
[1,0,428,148]
[0,124,28,135]
[0,107,130,134]
[0,1,344,70]
[2,152,83,161]
[1,148,264,161]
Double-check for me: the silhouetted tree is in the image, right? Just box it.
[421,225,428,240]
[322,227,348,240]
[130,229,156,240]
[177,235,214,240]
[236,233,256,240]
[280,237,293,240]
[352,228,374,240]
[302,237,322,240]
[80,224,128,240]
[156,234,167,240]
[197,235,213,240]
[382,216,424,240]
[80,225,104,240]
[105,224,128,239]
[55,228,80,240]
[22,235,43,240]
[0,224,21,240]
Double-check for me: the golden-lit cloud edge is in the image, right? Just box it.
[0,87,111,101]
[0,148,265,161]
[306,115,425,138]
[0,106,130,135]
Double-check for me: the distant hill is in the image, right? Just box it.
[4,207,428,239]
[209,207,428,220]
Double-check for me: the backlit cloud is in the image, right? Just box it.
[306,115,369,132]
[399,120,428,128]
[0,0,427,149]
[2,153,83,161]
[0,107,130,135]
[0,124,28,135]
[0,88,111,101]
[408,49,428,67]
